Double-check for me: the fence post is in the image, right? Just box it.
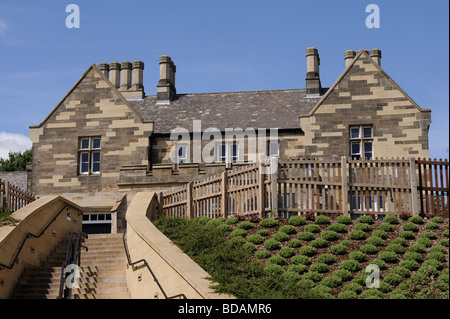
[221,171,228,218]
[258,164,265,218]
[409,157,420,217]
[157,191,164,218]
[4,180,10,211]
[186,182,194,219]
[341,156,349,216]
[270,157,278,217]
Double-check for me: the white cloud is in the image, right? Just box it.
[0,131,32,159]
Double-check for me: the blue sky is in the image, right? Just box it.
[0,0,448,159]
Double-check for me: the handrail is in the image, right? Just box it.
[57,232,88,299]
[0,204,82,270]
[122,230,187,299]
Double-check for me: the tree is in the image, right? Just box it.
[0,149,32,172]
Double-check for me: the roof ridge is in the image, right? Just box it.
[142,88,310,99]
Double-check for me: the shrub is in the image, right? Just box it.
[217,224,232,232]
[423,259,443,270]
[303,271,322,282]
[383,215,399,224]
[349,251,367,263]
[360,244,378,255]
[384,273,403,286]
[315,215,331,225]
[422,231,437,240]
[341,239,352,247]
[259,218,279,228]
[390,266,410,279]
[297,279,315,290]
[416,237,432,247]
[205,219,221,228]
[263,264,284,276]
[430,245,446,254]
[281,271,299,283]
[288,239,302,248]
[426,251,447,263]
[247,234,263,245]
[237,221,254,230]
[304,224,321,233]
[333,269,353,282]
[328,223,347,233]
[272,232,290,242]
[297,232,315,241]
[299,246,317,257]
[370,259,386,270]
[196,216,211,224]
[336,215,352,225]
[322,230,340,242]
[432,216,444,223]
[399,231,415,240]
[391,237,408,247]
[440,239,449,247]
[257,229,269,236]
[399,260,419,271]
[341,282,363,294]
[338,290,358,299]
[321,275,342,288]
[255,250,271,259]
[317,254,336,265]
[311,238,328,248]
[358,215,375,224]
[360,289,384,299]
[231,236,245,245]
[409,216,424,224]
[279,225,297,235]
[404,252,423,263]
[330,244,347,255]
[372,230,388,239]
[403,222,419,232]
[242,242,256,252]
[388,289,409,299]
[263,239,280,250]
[340,259,360,272]
[418,265,439,277]
[309,285,334,299]
[268,255,288,266]
[310,262,329,273]
[289,215,306,226]
[409,243,426,254]
[354,223,372,233]
[379,251,398,263]
[378,223,394,232]
[426,222,440,230]
[291,255,311,266]
[366,236,384,246]
[279,247,295,258]
[225,217,239,225]
[386,243,405,254]
[230,228,247,238]
[444,229,449,238]
[349,230,366,240]
[289,264,308,274]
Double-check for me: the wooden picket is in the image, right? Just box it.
[0,178,36,212]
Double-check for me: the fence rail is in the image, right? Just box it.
[160,157,449,219]
[0,179,36,212]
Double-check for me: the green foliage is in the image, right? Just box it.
[299,246,317,257]
[426,251,447,263]
[230,228,247,238]
[217,224,232,232]
[416,237,432,247]
[238,221,255,230]
[297,231,315,241]
[310,262,329,273]
[291,255,311,266]
[399,231,415,239]
[408,216,424,224]
[360,289,384,299]
[431,216,444,223]
[349,251,367,262]
[321,275,342,288]
[311,238,328,248]
[403,222,419,232]
[257,229,269,236]
[225,217,239,225]
[289,215,306,226]
[383,215,399,224]
[349,230,366,240]
[279,225,297,235]
[243,242,256,252]
[354,223,372,232]
[384,273,403,286]
[340,259,360,272]
[316,253,335,265]
[360,244,378,255]
[332,269,353,282]
[404,252,423,263]
[379,251,398,263]
[196,216,211,224]
[272,231,289,242]
[426,222,439,230]
[391,237,408,247]
[399,260,419,271]
[430,245,446,254]
[336,215,352,225]
[255,250,270,259]
[423,259,443,271]
[328,223,347,233]
[386,243,405,254]
[338,290,358,299]
[288,239,302,248]
[390,266,411,279]
[321,230,340,241]
[366,236,384,246]
[259,218,279,228]
[263,264,284,276]
[289,264,308,274]
[378,222,394,232]
[268,255,287,266]
[263,239,281,250]
[358,215,374,224]
[330,244,347,255]
[440,239,449,247]
[304,224,321,233]
[422,231,437,240]
[372,229,388,239]
[370,259,386,270]
[303,271,322,282]
[0,149,32,172]
[315,215,331,225]
[205,219,221,228]
[247,233,263,245]
[409,243,426,254]
[279,247,295,258]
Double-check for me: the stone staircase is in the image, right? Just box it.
[11,233,130,299]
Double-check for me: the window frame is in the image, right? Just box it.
[78,137,101,176]
[349,126,373,160]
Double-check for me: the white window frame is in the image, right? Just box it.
[350,126,373,160]
[78,137,101,175]
[268,140,280,159]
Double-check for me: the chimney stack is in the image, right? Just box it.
[305,47,321,97]
[344,50,356,68]
[157,55,176,103]
[109,62,121,88]
[370,48,382,66]
[119,61,132,92]
[98,63,109,77]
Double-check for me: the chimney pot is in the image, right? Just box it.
[305,47,321,97]
[120,61,132,91]
[157,55,176,103]
[344,50,356,68]
[98,63,109,77]
[109,62,121,88]
[370,48,382,65]
[132,60,145,92]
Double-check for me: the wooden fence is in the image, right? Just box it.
[160,157,449,219]
[0,179,36,212]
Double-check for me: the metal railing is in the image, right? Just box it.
[122,230,187,299]
[57,232,88,299]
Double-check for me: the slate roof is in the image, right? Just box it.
[130,89,324,134]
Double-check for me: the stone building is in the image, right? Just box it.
[28,48,431,232]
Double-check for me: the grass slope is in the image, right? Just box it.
[154,214,449,299]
